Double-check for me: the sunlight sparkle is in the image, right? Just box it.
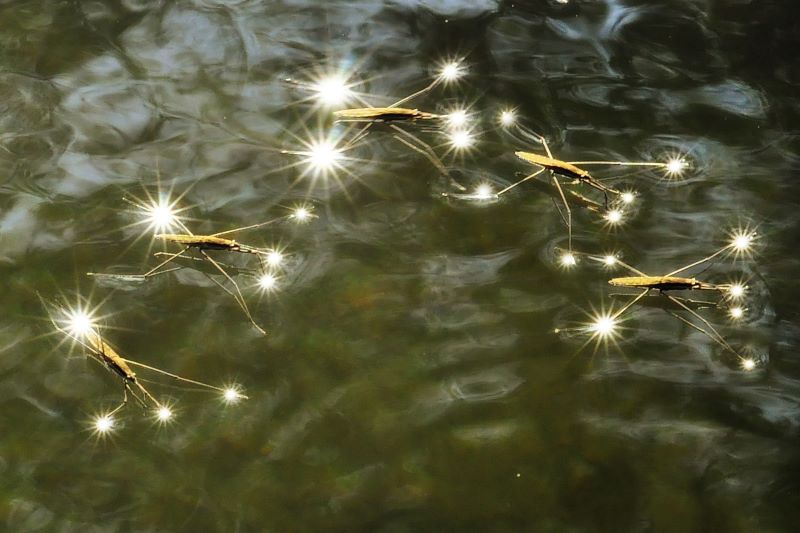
[313,76,352,106]
[731,231,754,253]
[665,158,686,177]
[499,110,516,127]
[728,283,746,299]
[156,406,173,422]
[741,358,756,371]
[307,141,342,172]
[65,309,95,338]
[94,414,114,434]
[729,306,744,320]
[560,253,577,267]
[438,61,464,82]
[223,387,243,405]
[266,250,283,268]
[474,184,494,200]
[258,273,277,291]
[292,207,311,222]
[145,200,178,232]
[590,314,617,339]
[605,209,623,225]
[447,109,468,128]
[449,129,473,150]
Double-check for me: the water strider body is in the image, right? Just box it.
[515,151,621,197]
[608,276,729,292]
[86,331,138,384]
[89,218,288,336]
[567,236,755,365]
[154,233,269,256]
[333,107,440,122]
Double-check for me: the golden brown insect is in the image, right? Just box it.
[154,233,269,256]
[572,237,752,364]
[88,219,284,336]
[83,330,161,412]
[494,126,669,254]
[333,107,440,122]
[41,297,163,415]
[306,67,462,182]
[608,276,727,292]
[41,297,245,420]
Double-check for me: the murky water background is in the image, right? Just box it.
[2,0,800,530]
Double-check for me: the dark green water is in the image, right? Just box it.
[2,0,800,531]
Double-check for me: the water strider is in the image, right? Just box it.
[571,231,757,367]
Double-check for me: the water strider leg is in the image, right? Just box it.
[343,123,372,150]
[124,359,236,395]
[550,173,573,253]
[665,246,731,277]
[495,168,546,196]
[200,250,266,336]
[665,295,741,357]
[609,289,650,322]
[389,125,466,191]
[389,78,442,108]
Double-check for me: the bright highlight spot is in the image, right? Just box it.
[560,253,577,267]
[741,358,756,371]
[499,110,516,127]
[474,184,494,200]
[604,255,617,266]
[621,191,635,204]
[731,231,754,252]
[438,61,464,82]
[307,141,342,172]
[313,76,352,106]
[146,201,177,231]
[605,209,623,225]
[447,109,468,128]
[729,306,744,320]
[665,158,686,177]
[223,387,243,405]
[66,310,94,338]
[590,315,617,338]
[728,283,746,299]
[259,273,277,291]
[94,414,114,434]
[292,207,311,222]
[156,406,173,422]
[449,129,473,150]
[266,250,283,268]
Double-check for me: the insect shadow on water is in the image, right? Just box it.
[560,229,759,369]
[38,295,246,434]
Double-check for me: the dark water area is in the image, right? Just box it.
[2,0,800,531]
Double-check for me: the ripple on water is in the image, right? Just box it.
[420,250,519,289]
[682,79,769,120]
[633,134,735,186]
[447,364,525,402]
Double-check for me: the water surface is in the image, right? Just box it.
[2,0,800,531]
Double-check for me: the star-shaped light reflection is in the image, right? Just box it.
[313,75,353,106]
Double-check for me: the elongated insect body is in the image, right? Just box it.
[515,151,590,180]
[155,233,240,251]
[333,107,440,122]
[608,276,724,292]
[86,331,137,382]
